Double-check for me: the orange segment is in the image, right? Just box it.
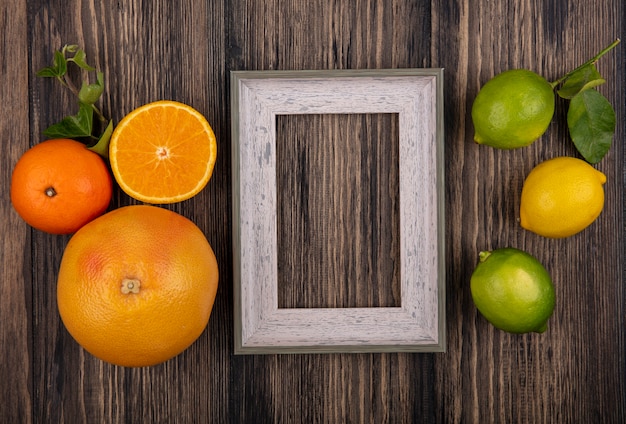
[109,100,217,204]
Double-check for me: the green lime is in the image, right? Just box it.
[470,247,555,333]
[471,69,555,149]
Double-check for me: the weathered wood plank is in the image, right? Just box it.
[432,0,625,423]
[226,0,440,419]
[26,1,230,422]
[276,113,401,309]
[0,0,32,421]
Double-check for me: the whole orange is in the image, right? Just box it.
[56,205,219,367]
[10,138,112,234]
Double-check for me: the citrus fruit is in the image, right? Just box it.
[470,248,555,334]
[56,205,219,367]
[471,69,555,149]
[520,156,606,238]
[10,138,112,234]
[109,100,217,204]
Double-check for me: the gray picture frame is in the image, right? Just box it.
[230,69,445,354]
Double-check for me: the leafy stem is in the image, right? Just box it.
[36,44,111,158]
[550,38,621,88]
[55,72,106,124]
[547,38,620,164]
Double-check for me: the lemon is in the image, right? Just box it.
[520,156,606,238]
[470,248,555,334]
[471,69,555,149]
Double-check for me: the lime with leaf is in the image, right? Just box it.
[472,38,620,163]
[472,69,555,149]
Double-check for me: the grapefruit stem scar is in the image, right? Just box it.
[121,278,141,294]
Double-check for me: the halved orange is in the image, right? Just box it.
[109,100,217,204]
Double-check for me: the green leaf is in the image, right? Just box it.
[69,49,96,71]
[63,44,79,54]
[42,102,94,139]
[36,50,67,77]
[557,64,605,99]
[78,71,104,105]
[53,50,67,76]
[567,89,615,164]
[36,66,60,78]
[88,119,114,159]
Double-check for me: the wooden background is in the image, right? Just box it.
[1,0,624,422]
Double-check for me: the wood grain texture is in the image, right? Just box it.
[0,1,32,422]
[430,1,625,423]
[277,112,401,309]
[1,0,624,422]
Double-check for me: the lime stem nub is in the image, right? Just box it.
[478,251,492,263]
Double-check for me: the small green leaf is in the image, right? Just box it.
[63,44,79,54]
[78,71,104,105]
[557,64,605,99]
[69,49,96,71]
[42,102,94,139]
[36,66,61,78]
[88,119,114,159]
[567,89,615,164]
[37,50,68,78]
[53,50,68,76]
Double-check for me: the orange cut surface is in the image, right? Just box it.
[109,100,217,204]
